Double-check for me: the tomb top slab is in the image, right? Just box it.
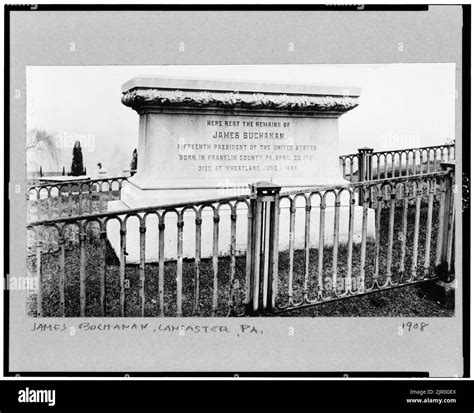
[121,76,360,115]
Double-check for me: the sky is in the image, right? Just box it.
[26,63,455,176]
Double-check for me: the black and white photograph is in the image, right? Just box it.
[25,64,457,318]
[4,4,468,378]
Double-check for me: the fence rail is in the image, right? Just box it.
[340,143,455,183]
[26,164,455,317]
[27,176,129,222]
[27,143,456,221]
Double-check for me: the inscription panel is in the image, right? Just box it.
[136,113,341,188]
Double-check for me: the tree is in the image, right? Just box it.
[71,140,85,176]
[26,129,60,174]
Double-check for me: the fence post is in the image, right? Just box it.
[248,181,281,314]
[424,161,456,309]
[358,147,374,206]
[436,162,455,282]
[358,147,374,182]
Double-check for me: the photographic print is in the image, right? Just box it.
[26,64,456,318]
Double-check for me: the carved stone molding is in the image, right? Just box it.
[121,89,359,113]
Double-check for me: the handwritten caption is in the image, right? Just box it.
[31,322,264,337]
[398,321,429,335]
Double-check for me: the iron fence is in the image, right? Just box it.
[26,164,455,317]
[270,165,455,313]
[27,176,128,222]
[340,143,455,183]
[27,193,253,317]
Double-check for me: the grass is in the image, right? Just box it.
[27,201,454,318]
